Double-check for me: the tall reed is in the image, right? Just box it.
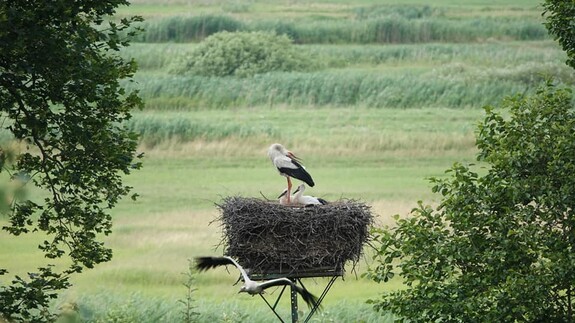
[125,63,573,110]
[119,42,567,72]
[135,14,243,42]
[134,14,547,44]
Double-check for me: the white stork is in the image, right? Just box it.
[292,184,328,206]
[195,256,319,309]
[267,143,315,204]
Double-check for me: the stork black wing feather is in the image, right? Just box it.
[195,256,235,272]
[317,198,328,205]
[259,278,321,310]
[278,166,315,187]
[258,278,293,290]
[294,285,321,310]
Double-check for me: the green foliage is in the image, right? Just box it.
[1,266,69,322]
[118,41,572,110]
[71,293,390,323]
[124,114,278,146]
[543,0,575,69]
[353,4,440,20]
[0,0,142,321]
[366,83,575,322]
[172,31,315,77]
[179,260,200,323]
[129,69,541,109]
[135,13,548,44]
[120,39,572,110]
[75,293,174,323]
[253,16,548,44]
[119,43,194,70]
[136,15,243,42]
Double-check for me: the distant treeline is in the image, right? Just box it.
[133,13,548,44]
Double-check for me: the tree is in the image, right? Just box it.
[542,0,575,69]
[0,1,142,321]
[366,2,575,321]
[366,82,575,322]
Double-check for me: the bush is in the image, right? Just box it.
[172,31,315,77]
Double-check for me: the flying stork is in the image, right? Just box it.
[267,143,315,204]
[195,256,319,309]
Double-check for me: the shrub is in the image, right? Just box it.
[172,31,316,77]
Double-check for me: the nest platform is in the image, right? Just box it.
[216,196,374,279]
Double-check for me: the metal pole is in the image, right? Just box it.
[290,281,298,323]
[303,276,338,322]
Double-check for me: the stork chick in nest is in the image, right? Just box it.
[278,188,295,205]
[292,184,328,206]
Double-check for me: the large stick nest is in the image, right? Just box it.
[215,196,374,278]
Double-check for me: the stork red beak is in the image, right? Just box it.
[287,151,302,163]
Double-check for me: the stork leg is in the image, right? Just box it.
[286,177,292,204]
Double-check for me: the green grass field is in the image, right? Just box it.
[0,107,480,321]
[1,0,572,321]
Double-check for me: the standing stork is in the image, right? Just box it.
[195,256,320,309]
[267,143,315,204]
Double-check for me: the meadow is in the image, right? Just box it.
[1,0,573,322]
